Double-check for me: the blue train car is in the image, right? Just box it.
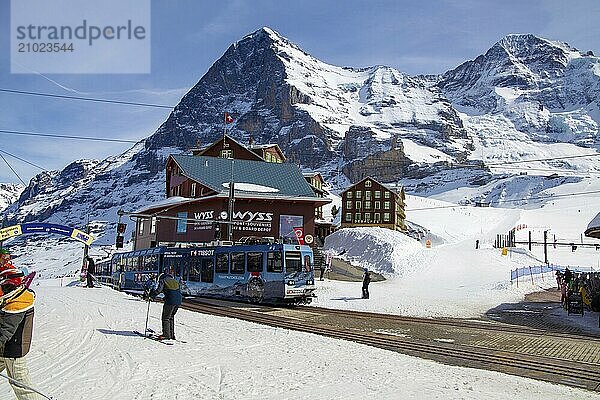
[178,243,315,304]
[98,243,316,304]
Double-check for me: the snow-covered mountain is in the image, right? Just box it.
[0,183,24,212]
[2,28,599,239]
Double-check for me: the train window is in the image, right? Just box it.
[144,255,158,271]
[304,255,312,272]
[231,252,245,274]
[216,253,229,273]
[267,251,283,273]
[247,252,263,272]
[285,252,302,273]
[200,258,214,283]
[188,257,201,282]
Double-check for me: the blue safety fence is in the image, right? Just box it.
[510,265,597,285]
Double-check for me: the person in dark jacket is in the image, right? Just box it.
[85,256,95,288]
[0,267,40,399]
[362,268,371,299]
[150,272,182,340]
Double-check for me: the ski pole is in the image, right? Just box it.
[0,372,54,399]
[144,292,151,336]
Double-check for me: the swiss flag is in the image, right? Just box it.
[293,227,305,245]
[225,112,234,124]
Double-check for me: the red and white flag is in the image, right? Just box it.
[224,112,234,124]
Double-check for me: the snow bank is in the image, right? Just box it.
[324,227,423,276]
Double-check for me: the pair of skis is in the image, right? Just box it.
[133,330,174,345]
[133,328,187,345]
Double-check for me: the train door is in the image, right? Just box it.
[200,257,214,283]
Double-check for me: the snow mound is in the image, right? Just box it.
[324,227,423,276]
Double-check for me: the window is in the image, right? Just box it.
[365,180,372,187]
[150,217,156,234]
[355,201,361,209]
[267,251,283,273]
[365,213,371,223]
[365,191,371,200]
[365,201,371,209]
[384,201,390,210]
[375,201,381,210]
[374,213,381,222]
[231,252,245,274]
[220,149,233,159]
[384,191,391,199]
[375,191,381,199]
[138,219,144,236]
[216,253,229,273]
[384,213,391,222]
[144,255,158,271]
[285,252,302,273]
[176,212,187,233]
[356,191,362,199]
[345,213,352,222]
[247,252,264,272]
[191,183,197,197]
[354,213,361,223]
[347,191,353,199]
[346,200,352,210]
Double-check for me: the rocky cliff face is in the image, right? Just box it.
[2,29,599,237]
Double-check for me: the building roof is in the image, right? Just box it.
[171,154,318,198]
[340,176,403,195]
[585,212,600,239]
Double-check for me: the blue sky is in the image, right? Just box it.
[1,0,599,183]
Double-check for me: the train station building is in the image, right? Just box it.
[132,135,331,250]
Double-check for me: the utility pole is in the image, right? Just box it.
[528,231,532,251]
[543,230,548,265]
[227,159,235,241]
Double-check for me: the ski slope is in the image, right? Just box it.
[0,279,592,400]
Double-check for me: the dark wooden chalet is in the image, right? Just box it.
[340,176,407,231]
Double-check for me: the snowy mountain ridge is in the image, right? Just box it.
[1,28,599,240]
[0,183,24,213]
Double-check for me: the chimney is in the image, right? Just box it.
[248,136,254,146]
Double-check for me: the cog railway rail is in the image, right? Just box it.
[181,298,600,392]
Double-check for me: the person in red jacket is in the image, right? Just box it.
[0,267,40,399]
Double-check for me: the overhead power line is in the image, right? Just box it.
[0,88,174,109]
[0,148,46,171]
[0,153,27,186]
[0,129,140,144]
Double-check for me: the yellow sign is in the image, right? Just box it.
[425,239,432,248]
[71,229,94,246]
[0,225,22,241]
[501,247,508,256]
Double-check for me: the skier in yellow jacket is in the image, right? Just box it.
[0,266,40,399]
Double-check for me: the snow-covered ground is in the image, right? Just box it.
[2,185,600,398]
[1,279,593,400]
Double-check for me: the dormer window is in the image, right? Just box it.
[220,149,233,159]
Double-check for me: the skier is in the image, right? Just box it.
[362,268,371,299]
[0,267,40,399]
[85,256,95,288]
[150,271,182,340]
[0,248,15,271]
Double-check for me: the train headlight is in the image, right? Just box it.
[306,280,314,285]
[287,280,295,285]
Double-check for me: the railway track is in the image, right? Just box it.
[181,298,600,392]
